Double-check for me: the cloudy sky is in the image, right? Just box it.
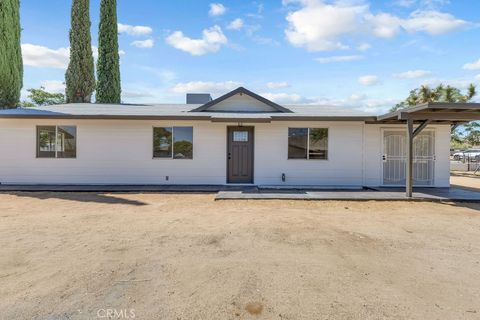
[21,0,480,113]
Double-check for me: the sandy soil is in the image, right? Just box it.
[0,193,479,320]
[451,171,480,191]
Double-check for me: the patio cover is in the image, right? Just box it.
[377,102,480,197]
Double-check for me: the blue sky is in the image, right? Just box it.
[20,0,480,113]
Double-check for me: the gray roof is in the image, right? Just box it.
[0,103,376,122]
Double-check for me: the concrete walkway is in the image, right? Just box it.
[1,184,479,201]
[216,187,480,201]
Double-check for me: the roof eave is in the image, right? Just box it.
[0,114,376,121]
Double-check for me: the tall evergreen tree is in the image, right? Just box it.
[65,0,95,103]
[0,0,23,109]
[96,0,121,103]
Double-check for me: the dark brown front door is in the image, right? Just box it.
[227,126,254,184]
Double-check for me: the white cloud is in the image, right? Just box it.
[118,23,152,36]
[247,3,264,19]
[91,46,99,60]
[227,18,244,30]
[358,98,401,114]
[475,74,480,81]
[368,12,402,38]
[261,92,314,104]
[463,58,480,70]
[315,55,363,63]
[395,0,417,7]
[284,0,363,51]
[311,93,399,114]
[209,3,226,16]
[395,0,452,10]
[40,80,65,93]
[166,26,228,56]
[22,43,69,68]
[357,43,371,51]
[131,39,154,48]
[283,0,468,51]
[266,81,290,89]
[171,81,241,96]
[358,75,381,86]
[122,90,155,99]
[402,10,467,35]
[394,69,432,78]
[21,44,120,69]
[252,36,280,46]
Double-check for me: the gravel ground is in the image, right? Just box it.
[0,192,479,320]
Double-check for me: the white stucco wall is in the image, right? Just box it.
[0,119,451,186]
[0,119,227,184]
[254,121,365,186]
[364,124,451,187]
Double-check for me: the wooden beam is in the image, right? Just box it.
[399,112,480,121]
[412,119,431,138]
[426,102,480,109]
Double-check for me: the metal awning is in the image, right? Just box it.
[377,102,480,198]
[377,102,480,124]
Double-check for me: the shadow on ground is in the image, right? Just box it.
[2,192,148,206]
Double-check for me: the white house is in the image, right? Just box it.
[0,87,477,190]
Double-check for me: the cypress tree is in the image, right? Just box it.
[96,0,121,103]
[0,0,23,109]
[65,0,95,103]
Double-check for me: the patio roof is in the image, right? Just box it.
[376,102,480,124]
[377,102,480,198]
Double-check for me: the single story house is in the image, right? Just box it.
[1,87,479,195]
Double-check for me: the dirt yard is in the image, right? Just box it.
[451,171,480,191]
[1,193,479,320]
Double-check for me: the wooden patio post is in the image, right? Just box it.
[406,118,414,198]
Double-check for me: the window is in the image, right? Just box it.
[153,127,193,159]
[233,131,248,142]
[37,126,77,158]
[288,128,328,160]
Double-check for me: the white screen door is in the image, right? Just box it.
[383,130,435,186]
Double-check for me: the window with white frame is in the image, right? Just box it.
[36,126,77,158]
[288,128,328,160]
[153,127,193,159]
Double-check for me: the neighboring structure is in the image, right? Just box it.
[1,87,479,196]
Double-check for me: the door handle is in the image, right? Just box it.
[382,155,386,161]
